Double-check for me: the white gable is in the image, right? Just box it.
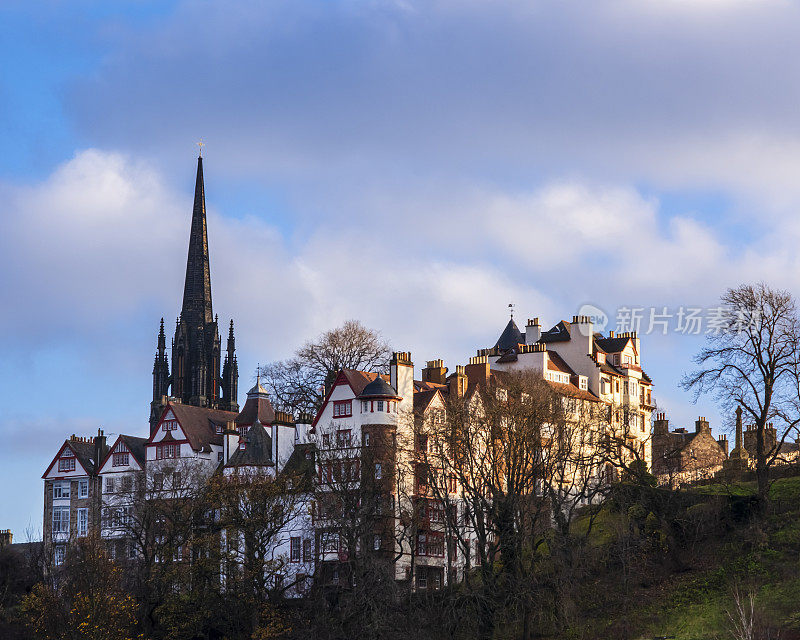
[150,409,189,444]
[44,443,90,480]
[98,438,143,474]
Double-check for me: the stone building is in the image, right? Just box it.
[482,315,654,468]
[41,431,108,565]
[652,414,729,486]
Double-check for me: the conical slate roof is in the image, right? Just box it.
[359,376,399,398]
[494,318,524,351]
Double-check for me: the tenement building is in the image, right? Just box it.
[42,155,680,594]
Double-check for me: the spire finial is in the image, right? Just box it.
[256,363,261,386]
[197,139,204,157]
[508,302,515,320]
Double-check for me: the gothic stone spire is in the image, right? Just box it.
[181,155,213,325]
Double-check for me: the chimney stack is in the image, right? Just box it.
[422,359,448,385]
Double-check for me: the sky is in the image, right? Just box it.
[3,0,800,538]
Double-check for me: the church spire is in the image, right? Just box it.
[181,155,213,325]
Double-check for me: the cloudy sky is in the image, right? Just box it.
[4,0,800,537]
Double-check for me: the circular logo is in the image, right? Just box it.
[577,304,608,334]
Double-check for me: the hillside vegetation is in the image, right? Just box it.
[556,475,800,640]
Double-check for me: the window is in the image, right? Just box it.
[363,432,371,447]
[303,539,312,562]
[153,473,164,491]
[322,434,331,448]
[77,508,88,537]
[54,545,65,566]
[113,452,129,467]
[172,472,182,489]
[374,463,382,480]
[377,400,384,412]
[333,400,352,418]
[417,435,428,453]
[78,479,88,498]
[161,419,178,432]
[362,401,369,413]
[416,532,444,557]
[579,377,588,391]
[53,481,70,500]
[121,475,133,492]
[323,534,339,553]
[105,477,116,493]
[290,537,301,562]
[373,534,381,551]
[128,541,137,559]
[52,507,70,534]
[155,444,179,459]
[336,430,351,447]
[58,456,76,472]
[448,475,457,493]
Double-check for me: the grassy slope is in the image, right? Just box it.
[572,477,800,640]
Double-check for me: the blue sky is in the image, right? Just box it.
[4,0,800,538]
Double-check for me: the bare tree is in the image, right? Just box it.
[262,321,391,415]
[683,283,800,507]
[419,371,608,639]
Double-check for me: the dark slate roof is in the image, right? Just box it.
[494,318,524,351]
[225,420,273,467]
[538,320,572,343]
[281,442,316,490]
[69,440,100,475]
[496,351,519,364]
[168,403,238,452]
[119,435,148,467]
[595,336,631,353]
[414,388,440,415]
[360,376,399,398]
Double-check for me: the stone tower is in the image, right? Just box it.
[149,156,239,433]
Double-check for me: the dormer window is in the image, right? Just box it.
[579,377,588,391]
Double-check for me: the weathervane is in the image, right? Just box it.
[508,302,515,320]
[197,139,205,157]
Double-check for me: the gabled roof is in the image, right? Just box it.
[342,369,384,395]
[225,420,273,467]
[160,403,238,452]
[414,388,442,415]
[495,318,524,351]
[99,435,148,471]
[539,320,572,343]
[69,440,99,474]
[310,369,386,432]
[546,351,576,375]
[595,336,631,353]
